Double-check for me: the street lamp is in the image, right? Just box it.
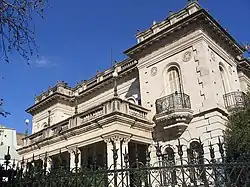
[74,91,79,115]
[112,71,118,97]
[25,119,29,136]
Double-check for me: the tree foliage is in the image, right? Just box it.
[224,92,250,161]
[0,0,48,117]
[0,98,10,117]
[0,0,48,63]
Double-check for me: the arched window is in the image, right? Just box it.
[163,147,175,162]
[187,141,206,183]
[162,147,177,185]
[219,65,229,94]
[166,66,183,94]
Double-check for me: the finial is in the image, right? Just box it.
[188,0,199,4]
[113,70,118,97]
[25,119,29,136]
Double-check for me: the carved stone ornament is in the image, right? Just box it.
[151,67,157,76]
[183,51,192,62]
[103,135,131,143]
[211,51,215,61]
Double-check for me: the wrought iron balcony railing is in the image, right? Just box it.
[223,91,247,111]
[156,93,191,114]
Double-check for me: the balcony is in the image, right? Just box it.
[154,93,193,134]
[22,98,152,148]
[223,91,247,112]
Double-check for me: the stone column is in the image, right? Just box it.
[46,157,52,172]
[121,137,130,187]
[104,135,129,169]
[69,147,81,172]
[40,153,52,172]
[103,135,131,187]
[105,139,114,169]
[112,136,122,169]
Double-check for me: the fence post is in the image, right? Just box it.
[177,139,186,187]
[218,137,229,186]
[124,148,130,187]
[198,138,208,186]
[155,141,163,186]
[145,149,151,187]
[112,143,118,187]
[209,142,219,186]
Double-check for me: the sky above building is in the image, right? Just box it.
[0,0,249,133]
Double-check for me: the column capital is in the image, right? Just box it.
[102,134,131,143]
[67,146,81,155]
[39,154,52,163]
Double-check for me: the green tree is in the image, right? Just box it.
[0,0,48,117]
[224,92,250,161]
[0,98,10,117]
[0,0,48,63]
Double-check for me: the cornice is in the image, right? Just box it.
[78,65,138,98]
[26,60,138,115]
[203,35,237,67]
[137,31,239,71]
[137,30,203,69]
[26,92,73,115]
[237,59,250,78]
[18,110,153,155]
[125,9,244,59]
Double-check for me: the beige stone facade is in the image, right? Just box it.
[18,1,250,171]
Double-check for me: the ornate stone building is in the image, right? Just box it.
[18,1,250,172]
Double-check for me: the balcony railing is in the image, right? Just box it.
[156,93,191,114]
[223,91,247,111]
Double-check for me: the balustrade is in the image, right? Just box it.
[24,98,149,146]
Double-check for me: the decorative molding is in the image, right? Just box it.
[102,134,131,144]
[210,51,215,61]
[182,51,192,62]
[151,67,158,76]
[205,37,237,67]
[138,30,203,69]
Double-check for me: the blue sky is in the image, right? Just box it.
[0,0,249,133]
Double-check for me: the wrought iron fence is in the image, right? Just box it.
[1,138,250,187]
[155,92,191,114]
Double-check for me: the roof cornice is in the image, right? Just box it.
[124,9,244,59]
[26,59,138,114]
